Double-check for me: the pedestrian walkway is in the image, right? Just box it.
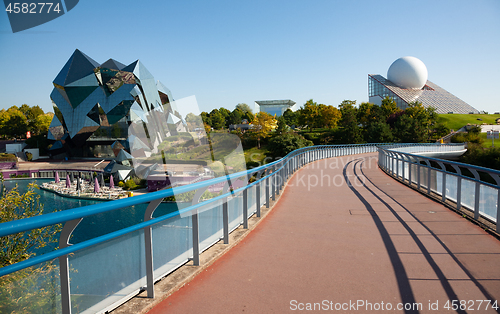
[146,153,500,313]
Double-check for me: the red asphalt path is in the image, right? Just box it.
[147,153,500,314]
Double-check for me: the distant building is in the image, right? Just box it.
[369,57,478,114]
[255,100,295,116]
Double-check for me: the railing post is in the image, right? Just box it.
[456,177,462,211]
[474,182,481,220]
[144,198,164,298]
[223,200,229,243]
[469,169,481,220]
[256,182,261,217]
[59,218,83,314]
[243,189,248,229]
[396,154,400,179]
[191,210,200,266]
[497,190,500,233]
[266,175,270,208]
[408,159,412,186]
[272,166,276,201]
[417,162,421,190]
[427,167,431,195]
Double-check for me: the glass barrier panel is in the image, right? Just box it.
[434,171,442,195]
[198,199,223,253]
[420,166,428,189]
[260,180,265,208]
[445,175,458,202]
[69,229,145,313]
[461,179,476,210]
[403,162,409,181]
[227,193,243,231]
[479,185,498,222]
[152,214,192,280]
[247,185,256,217]
[409,163,416,185]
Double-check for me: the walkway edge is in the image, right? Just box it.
[112,175,295,314]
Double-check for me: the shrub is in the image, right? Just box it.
[267,132,313,158]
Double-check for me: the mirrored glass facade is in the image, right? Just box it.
[48,49,186,158]
[368,74,478,114]
[255,100,295,116]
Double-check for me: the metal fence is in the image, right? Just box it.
[0,143,469,314]
[378,144,499,232]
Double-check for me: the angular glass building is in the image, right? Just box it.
[368,57,478,114]
[255,100,295,116]
[48,49,186,158]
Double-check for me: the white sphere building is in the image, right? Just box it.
[369,57,478,114]
[387,56,428,89]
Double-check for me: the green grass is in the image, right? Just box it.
[437,113,500,131]
[244,146,270,164]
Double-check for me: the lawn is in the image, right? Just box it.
[244,146,270,165]
[437,113,500,131]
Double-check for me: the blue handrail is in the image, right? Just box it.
[0,143,459,277]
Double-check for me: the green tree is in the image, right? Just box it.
[275,116,288,134]
[36,113,53,136]
[393,102,437,143]
[339,100,362,143]
[209,109,225,130]
[201,111,212,128]
[252,112,277,148]
[318,104,341,129]
[0,110,11,138]
[218,107,231,128]
[235,103,253,115]
[19,105,45,135]
[228,108,243,125]
[357,102,375,128]
[364,120,394,143]
[267,132,313,158]
[297,99,319,131]
[6,108,28,138]
[283,108,298,127]
[380,97,401,119]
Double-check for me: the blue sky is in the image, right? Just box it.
[0,0,499,114]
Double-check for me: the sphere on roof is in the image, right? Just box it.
[387,56,428,89]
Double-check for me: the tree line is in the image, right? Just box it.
[0,104,53,139]
[201,97,449,145]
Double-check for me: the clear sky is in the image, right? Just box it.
[0,0,499,114]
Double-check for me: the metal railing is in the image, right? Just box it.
[378,144,499,232]
[0,143,468,314]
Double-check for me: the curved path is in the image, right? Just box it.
[147,153,500,313]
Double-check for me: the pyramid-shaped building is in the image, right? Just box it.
[368,57,479,114]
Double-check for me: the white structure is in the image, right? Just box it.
[6,143,25,154]
[24,148,40,161]
[368,57,478,114]
[387,56,428,89]
[255,100,295,116]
